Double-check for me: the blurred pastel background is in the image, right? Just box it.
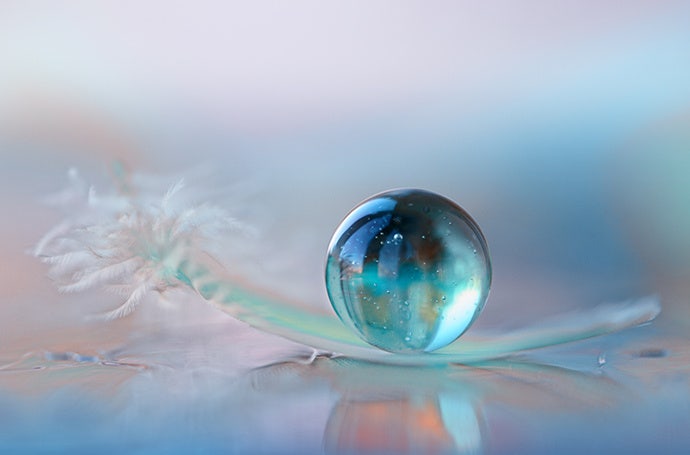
[1,2,689,454]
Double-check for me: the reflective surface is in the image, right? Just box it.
[326,189,491,353]
[2,321,688,455]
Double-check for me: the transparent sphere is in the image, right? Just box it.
[325,189,491,353]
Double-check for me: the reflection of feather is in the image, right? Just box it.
[34,167,661,365]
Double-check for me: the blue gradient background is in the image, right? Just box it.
[1,2,689,454]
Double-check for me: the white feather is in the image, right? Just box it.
[102,280,155,320]
[59,257,144,293]
[35,167,250,319]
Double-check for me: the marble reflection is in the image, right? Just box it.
[249,354,635,455]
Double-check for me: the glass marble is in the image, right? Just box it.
[326,189,491,353]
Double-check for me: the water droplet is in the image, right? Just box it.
[393,233,403,242]
[597,353,607,367]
